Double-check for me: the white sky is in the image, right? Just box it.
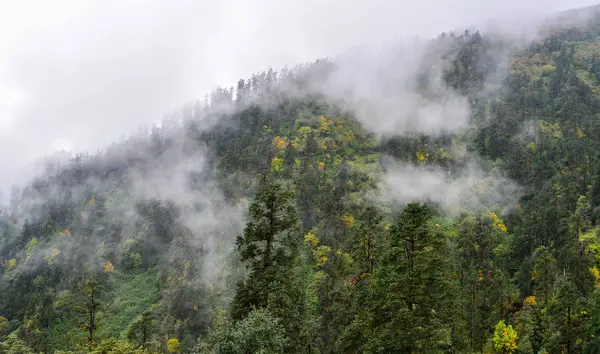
[0,0,597,197]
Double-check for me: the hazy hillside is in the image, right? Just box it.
[2,5,600,354]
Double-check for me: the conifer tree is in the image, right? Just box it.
[364,202,458,353]
[230,183,299,321]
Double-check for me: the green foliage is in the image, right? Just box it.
[532,247,558,305]
[195,308,288,354]
[230,183,299,321]
[101,271,159,340]
[338,203,459,353]
[3,10,600,353]
[0,330,36,354]
[126,311,157,349]
[88,337,148,354]
[346,206,384,277]
[0,315,8,337]
[25,237,37,260]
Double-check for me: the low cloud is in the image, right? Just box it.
[315,40,471,136]
[379,157,524,215]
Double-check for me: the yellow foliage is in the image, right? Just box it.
[342,215,355,229]
[577,127,585,140]
[487,211,508,232]
[416,151,429,162]
[6,258,16,269]
[531,270,536,280]
[271,157,284,173]
[591,266,600,288]
[527,142,536,153]
[343,130,355,143]
[523,296,537,306]
[493,320,518,353]
[89,197,96,207]
[315,245,331,266]
[540,64,555,72]
[304,232,319,247]
[26,238,37,260]
[45,248,61,265]
[103,261,115,273]
[272,136,287,149]
[170,261,191,282]
[290,137,301,149]
[166,338,181,353]
[538,120,562,139]
[304,232,332,266]
[319,115,332,132]
[318,161,325,171]
[193,304,198,312]
[478,269,484,281]
[487,211,501,224]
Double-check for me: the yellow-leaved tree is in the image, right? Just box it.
[319,115,332,132]
[167,338,180,353]
[271,157,284,173]
[272,136,287,150]
[5,258,16,270]
[103,261,114,273]
[492,320,518,353]
[304,232,331,266]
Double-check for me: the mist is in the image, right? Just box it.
[0,0,596,199]
[378,157,524,215]
[2,2,600,352]
[0,0,596,276]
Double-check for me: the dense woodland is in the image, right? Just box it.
[3,5,600,354]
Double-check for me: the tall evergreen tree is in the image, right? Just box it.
[230,183,299,321]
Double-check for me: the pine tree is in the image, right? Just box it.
[347,206,385,280]
[364,202,458,353]
[230,183,299,321]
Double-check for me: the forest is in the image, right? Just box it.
[2,4,600,354]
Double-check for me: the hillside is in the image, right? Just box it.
[3,5,600,354]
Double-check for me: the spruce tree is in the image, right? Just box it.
[230,183,299,321]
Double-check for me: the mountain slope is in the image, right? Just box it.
[2,6,600,353]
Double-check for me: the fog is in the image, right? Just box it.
[0,0,596,197]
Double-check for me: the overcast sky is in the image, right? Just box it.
[0,0,597,198]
